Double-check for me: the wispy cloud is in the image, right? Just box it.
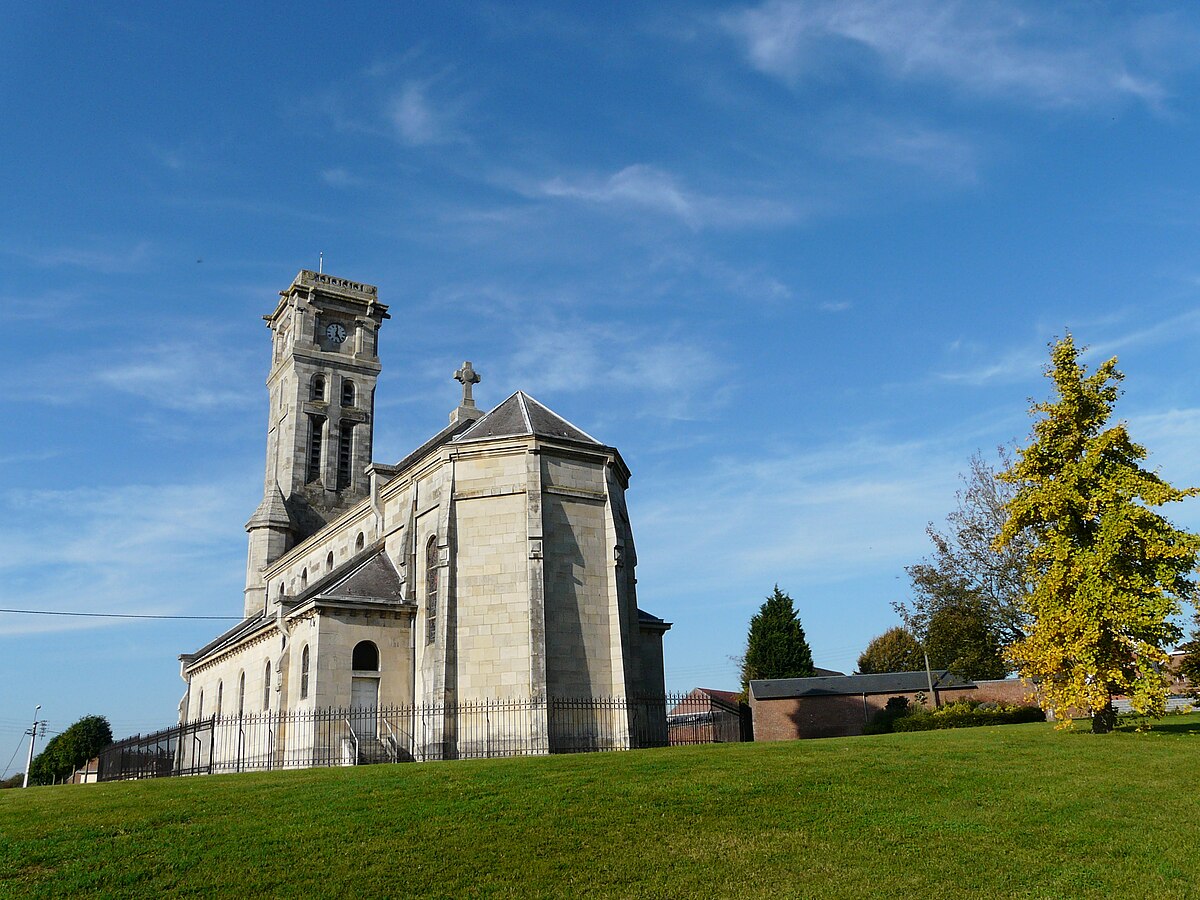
[828,116,980,183]
[2,340,259,413]
[501,321,733,421]
[539,164,793,230]
[637,431,969,604]
[9,241,153,274]
[388,79,460,145]
[93,342,259,411]
[0,479,251,635]
[1085,308,1200,360]
[321,167,364,188]
[935,343,1045,386]
[721,0,1185,111]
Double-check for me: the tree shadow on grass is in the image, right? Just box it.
[1114,717,1200,736]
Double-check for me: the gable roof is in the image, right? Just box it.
[183,550,409,666]
[696,688,742,707]
[750,670,975,701]
[453,391,601,445]
[297,548,407,607]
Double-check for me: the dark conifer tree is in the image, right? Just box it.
[740,586,815,692]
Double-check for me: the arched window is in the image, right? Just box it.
[196,690,204,721]
[278,582,285,599]
[301,568,308,589]
[352,640,379,671]
[238,672,246,717]
[426,535,438,645]
[326,551,334,572]
[301,645,310,700]
[263,661,272,711]
[311,374,326,401]
[355,532,365,552]
[216,681,223,717]
[342,379,355,407]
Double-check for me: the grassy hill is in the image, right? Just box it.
[3,717,1199,898]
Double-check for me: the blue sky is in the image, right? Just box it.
[4,2,1200,764]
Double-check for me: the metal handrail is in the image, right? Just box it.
[345,717,359,765]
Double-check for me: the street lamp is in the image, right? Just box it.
[21,705,41,789]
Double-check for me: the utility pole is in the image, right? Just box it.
[923,652,940,709]
[22,705,42,788]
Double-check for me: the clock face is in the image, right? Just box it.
[325,322,347,344]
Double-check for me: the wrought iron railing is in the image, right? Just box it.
[96,693,747,781]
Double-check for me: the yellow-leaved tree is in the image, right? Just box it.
[998,335,1200,732]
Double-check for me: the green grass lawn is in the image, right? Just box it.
[3,717,1199,899]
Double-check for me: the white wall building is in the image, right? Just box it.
[178,270,670,762]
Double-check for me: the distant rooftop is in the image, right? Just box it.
[751,670,975,700]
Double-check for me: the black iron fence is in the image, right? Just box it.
[97,693,747,782]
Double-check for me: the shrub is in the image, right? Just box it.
[892,699,1044,732]
[863,696,912,734]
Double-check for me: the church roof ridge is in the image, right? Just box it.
[453,390,602,446]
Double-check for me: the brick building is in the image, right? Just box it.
[749,672,1035,741]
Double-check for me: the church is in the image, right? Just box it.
[177,269,670,760]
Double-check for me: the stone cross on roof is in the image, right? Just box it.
[450,361,483,425]
[455,361,481,408]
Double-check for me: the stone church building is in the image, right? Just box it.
[178,269,669,759]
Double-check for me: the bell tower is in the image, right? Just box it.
[244,269,389,616]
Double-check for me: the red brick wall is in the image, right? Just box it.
[749,678,1040,741]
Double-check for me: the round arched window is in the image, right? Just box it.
[355,532,365,552]
[352,640,379,671]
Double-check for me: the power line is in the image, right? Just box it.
[0,608,240,620]
[1,740,24,781]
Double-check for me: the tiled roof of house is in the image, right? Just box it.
[750,670,975,700]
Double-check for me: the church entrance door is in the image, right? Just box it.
[351,677,379,739]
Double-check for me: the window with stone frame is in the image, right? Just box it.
[216,681,223,717]
[426,535,438,645]
[263,661,272,711]
[238,672,245,717]
[301,645,310,700]
[355,532,365,552]
[326,551,334,572]
[196,690,204,721]
[342,379,355,407]
[311,374,326,401]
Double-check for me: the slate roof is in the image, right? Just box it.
[454,391,601,445]
[750,670,975,700]
[183,550,409,664]
[638,608,672,631]
[304,549,405,605]
[184,612,272,662]
[391,416,476,473]
[246,483,293,530]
